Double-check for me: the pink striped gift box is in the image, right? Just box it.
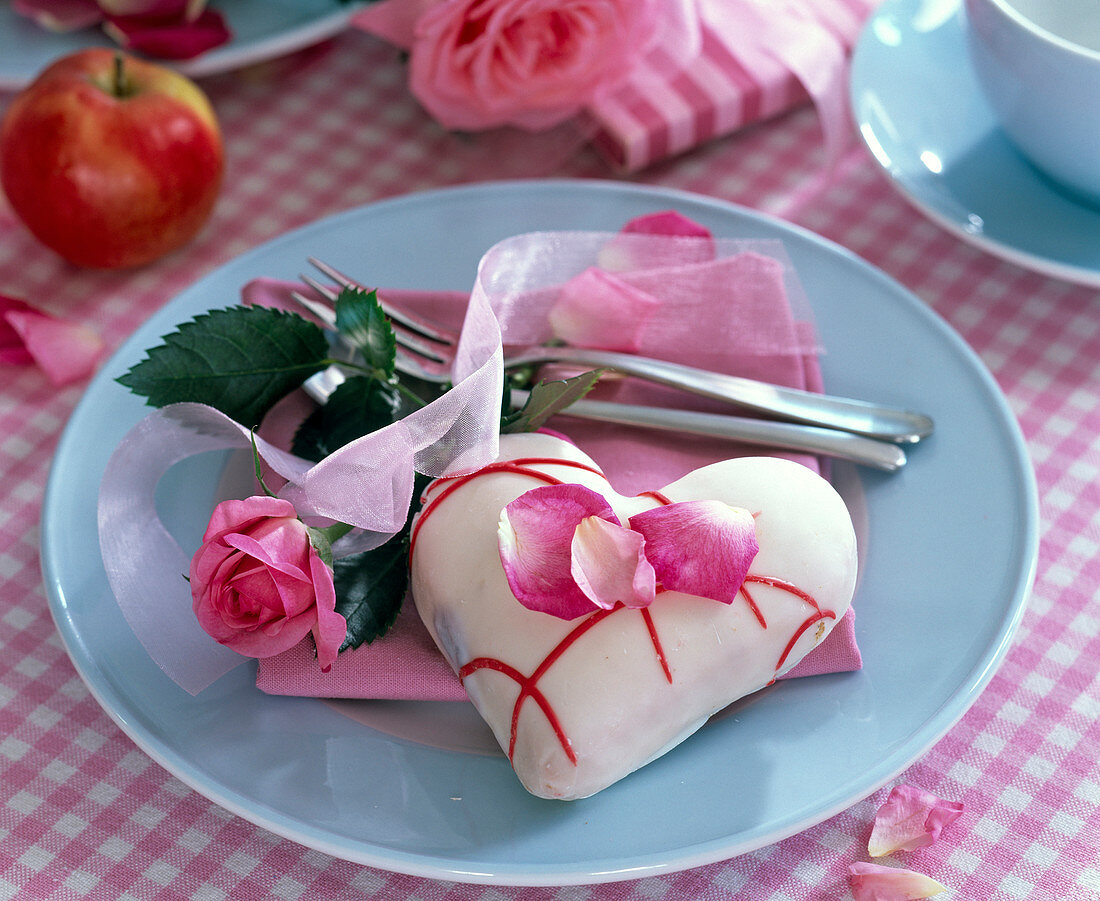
[585,0,879,171]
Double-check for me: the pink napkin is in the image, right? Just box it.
[254,226,862,699]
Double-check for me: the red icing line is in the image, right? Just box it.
[737,582,768,628]
[641,607,673,682]
[741,574,836,673]
[776,610,837,672]
[459,656,579,765]
[410,457,603,559]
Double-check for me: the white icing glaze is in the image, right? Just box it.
[410,433,857,800]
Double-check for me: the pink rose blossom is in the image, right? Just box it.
[190,496,346,670]
[356,0,667,131]
[1,294,105,385]
[848,862,948,901]
[868,785,965,857]
[14,0,230,59]
[497,483,757,620]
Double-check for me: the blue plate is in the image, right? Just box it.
[41,181,1037,885]
[0,0,365,91]
[851,0,1100,287]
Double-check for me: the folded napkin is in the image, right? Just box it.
[253,221,862,700]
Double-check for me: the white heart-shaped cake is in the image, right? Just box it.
[410,432,858,800]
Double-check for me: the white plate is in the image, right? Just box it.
[0,0,365,91]
[42,180,1037,885]
[851,0,1100,287]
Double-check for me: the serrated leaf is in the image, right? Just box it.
[116,306,330,427]
[501,369,603,433]
[334,287,395,377]
[334,532,409,650]
[291,374,405,462]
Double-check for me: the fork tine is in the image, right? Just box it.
[296,275,453,367]
[308,257,458,345]
[289,289,337,329]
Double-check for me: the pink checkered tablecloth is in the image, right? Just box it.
[2,21,1099,901]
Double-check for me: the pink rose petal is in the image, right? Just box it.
[570,514,655,610]
[547,267,660,352]
[98,0,199,16]
[103,6,230,59]
[1,295,105,385]
[629,500,758,604]
[498,483,621,620]
[620,210,714,239]
[12,0,103,31]
[597,210,717,271]
[869,785,965,857]
[848,862,948,901]
[309,550,345,671]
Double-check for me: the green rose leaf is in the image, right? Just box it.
[334,286,396,379]
[334,531,409,650]
[501,369,603,433]
[117,306,330,428]
[292,374,406,462]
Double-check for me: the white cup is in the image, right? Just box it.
[965,0,1100,206]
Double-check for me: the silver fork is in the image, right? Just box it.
[291,273,909,471]
[295,258,934,444]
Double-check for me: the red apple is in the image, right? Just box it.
[0,48,224,269]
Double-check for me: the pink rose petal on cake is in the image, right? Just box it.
[629,500,757,604]
[498,483,621,620]
[848,862,948,901]
[869,785,965,857]
[571,514,655,609]
[1,295,105,385]
[547,267,660,352]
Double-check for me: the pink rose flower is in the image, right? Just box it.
[190,496,346,669]
[356,0,666,131]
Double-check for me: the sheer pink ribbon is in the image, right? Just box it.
[697,0,855,166]
[98,262,503,694]
[97,232,811,695]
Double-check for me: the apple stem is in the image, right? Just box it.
[111,53,134,99]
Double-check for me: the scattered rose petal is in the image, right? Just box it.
[12,0,103,32]
[570,514,655,609]
[848,862,948,901]
[620,210,714,239]
[1,294,105,385]
[15,0,231,58]
[547,267,660,352]
[629,500,757,604]
[98,0,199,15]
[869,785,965,857]
[597,209,716,271]
[498,484,623,620]
[103,6,231,59]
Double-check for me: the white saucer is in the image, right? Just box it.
[0,1,365,91]
[851,0,1100,288]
